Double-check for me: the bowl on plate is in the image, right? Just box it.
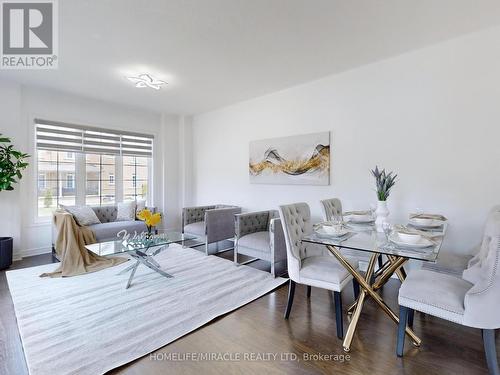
[397,232,422,244]
[316,225,348,237]
[347,215,373,223]
[411,217,435,226]
[322,225,344,235]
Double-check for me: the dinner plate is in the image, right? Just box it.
[408,218,443,228]
[389,232,434,249]
[315,227,350,238]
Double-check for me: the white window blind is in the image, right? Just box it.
[35,119,154,157]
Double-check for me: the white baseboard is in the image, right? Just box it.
[21,246,52,259]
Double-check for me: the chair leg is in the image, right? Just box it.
[333,291,344,339]
[284,280,296,319]
[407,309,414,329]
[397,305,409,357]
[353,279,360,300]
[307,285,311,298]
[482,329,500,375]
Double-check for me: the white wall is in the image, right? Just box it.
[191,26,500,254]
[0,81,23,256]
[0,83,182,259]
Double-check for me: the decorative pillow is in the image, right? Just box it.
[116,201,137,222]
[136,199,146,217]
[60,205,101,226]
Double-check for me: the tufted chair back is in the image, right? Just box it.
[91,206,118,223]
[463,208,500,329]
[182,205,217,226]
[320,198,343,221]
[468,205,500,268]
[235,210,277,239]
[279,203,314,281]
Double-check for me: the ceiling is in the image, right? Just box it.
[2,0,500,115]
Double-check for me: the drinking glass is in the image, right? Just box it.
[331,214,342,227]
[414,207,424,217]
[382,222,393,239]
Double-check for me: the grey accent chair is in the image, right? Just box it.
[320,198,383,269]
[422,205,500,277]
[182,204,242,255]
[234,210,287,277]
[396,209,500,375]
[279,202,360,339]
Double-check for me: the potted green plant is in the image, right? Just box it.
[0,134,29,269]
[371,166,397,232]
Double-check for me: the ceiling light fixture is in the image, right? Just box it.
[126,74,167,90]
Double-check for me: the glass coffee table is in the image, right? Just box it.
[86,232,201,289]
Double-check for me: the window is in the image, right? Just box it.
[37,150,76,216]
[85,154,116,205]
[123,156,149,202]
[66,174,75,189]
[38,174,46,189]
[35,120,153,217]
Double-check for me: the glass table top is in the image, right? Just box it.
[303,222,447,262]
[86,231,199,256]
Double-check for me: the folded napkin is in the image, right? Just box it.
[409,213,447,221]
[314,222,332,229]
[344,210,371,216]
[314,221,347,229]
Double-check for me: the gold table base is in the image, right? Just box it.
[326,245,421,352]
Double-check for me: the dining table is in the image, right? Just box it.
[302,219,447,353]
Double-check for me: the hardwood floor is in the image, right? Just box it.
[0,252,496,375]
[0,253,56,375]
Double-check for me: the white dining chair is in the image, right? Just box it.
[422,205,500,277]
[320,198,383,270]
[320,198,343,221]
[396,209,500,375]
[279,202,359,339]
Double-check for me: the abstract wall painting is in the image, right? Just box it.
[249,132,330,185]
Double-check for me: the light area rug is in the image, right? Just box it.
[6,244,287,375]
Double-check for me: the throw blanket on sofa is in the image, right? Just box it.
[40,211,127,278]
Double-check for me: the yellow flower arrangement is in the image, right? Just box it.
[137,209,162,236]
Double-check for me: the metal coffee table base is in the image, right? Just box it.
[117,246,173,289]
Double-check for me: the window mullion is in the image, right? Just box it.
[75,153,85,205]
[99,156,103,206]
[115,155,123,203]
[147,157,152,206]
[56,152,60,208]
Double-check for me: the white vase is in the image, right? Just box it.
[375,200,389,232]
